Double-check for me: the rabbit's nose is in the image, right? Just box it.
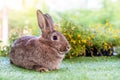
[66,46,70,51]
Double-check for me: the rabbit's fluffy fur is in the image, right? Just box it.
[9,10,70,72]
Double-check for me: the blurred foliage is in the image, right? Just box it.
[0,32,19,56]
[1,0,120,58]
[116,47,120,58]
[8,9,40,36]
[60,18,120,58]
[54,0,120,58]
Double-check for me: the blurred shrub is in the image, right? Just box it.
[60,17,120,58]
[8,9,40,36]
[0,43,10,56]
[1,0,120,57]
[116,47,120,58]
[0,32,19,56]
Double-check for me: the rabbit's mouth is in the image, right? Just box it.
[59,48,70,55]
[59,46,71,54]
[55,48,70,58]
[59,51,67,55]
[59,51,65,55]
[55,51,65,58]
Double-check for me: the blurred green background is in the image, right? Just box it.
[0,0,120,57]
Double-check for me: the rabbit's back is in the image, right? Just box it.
[9,36,39,69]
[13,36,36,46]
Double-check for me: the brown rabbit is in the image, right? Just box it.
[9,10,70,72]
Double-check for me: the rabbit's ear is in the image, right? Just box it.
[43,13,54,32]
[37,10,46,32]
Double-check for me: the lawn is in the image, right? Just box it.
[0,56,120,80]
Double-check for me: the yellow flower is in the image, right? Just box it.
[82,39,86,44]
[71,39,76,44]
[114,30,118,34]
[106,22,109,26]
[87,36,91,40]
[104,42,107,45]
[69,34,73,38]
[113,35,118,38]
[91,34,95,38]
[63,33,66,35]
[78,40,81,44]
[77,34,81,38]
[108,45,111,49]
[109,26,112,31]
[110,51,113,55]
[104,45,108,50]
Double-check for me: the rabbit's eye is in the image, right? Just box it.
[53,36,58,40]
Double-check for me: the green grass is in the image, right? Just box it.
[0,56,120,80]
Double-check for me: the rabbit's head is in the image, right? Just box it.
[37,10,70,55]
